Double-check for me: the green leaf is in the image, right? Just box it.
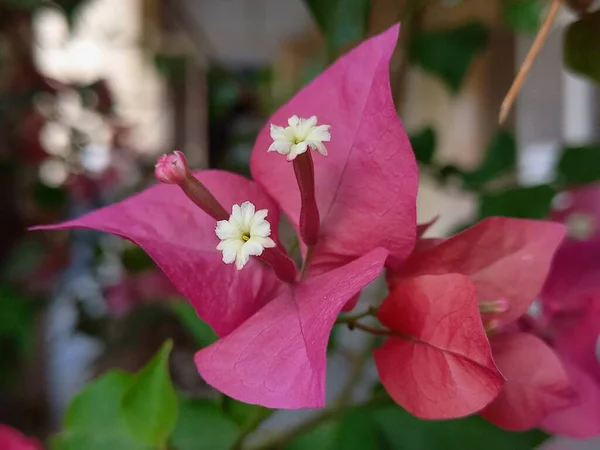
[479,185,556,219]
[564,11,600,85]
[286,409,390,450]
[332,409,389,450]
[373,406,548,450]
[286,422,337,450]
[409,127,437,164]
[170,398,238,450]
[410,22,489,93]
[557,144,600,186]
[503,0,543,34]
[463,130,517,188]
[53,371,152,450]
[219,396,267,428]
[0,286,36,355]
[171,302,218,348]
[121,340,179,447]
[304,0,371,57]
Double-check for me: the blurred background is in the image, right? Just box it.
[0,0,599,449]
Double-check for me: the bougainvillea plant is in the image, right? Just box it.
[30,22,598,450]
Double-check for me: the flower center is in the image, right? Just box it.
[242,233,250,241]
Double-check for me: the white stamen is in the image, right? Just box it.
[268,115,331,161]
[215,201,276,270]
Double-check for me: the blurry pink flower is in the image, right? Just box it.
[105,269,180,317]
[551,183,600,242]
[0,425,43,450]
[33,25,418,408]
[382,217,572,429]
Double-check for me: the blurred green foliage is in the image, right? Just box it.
[409,127,436,165]
[557,144,600,186]
[463,131,517,189]
[409,22,489,93]
[564,11,600,85]
[502,0,543,34]
[287,403,548,450]
[53,371,153,450]
[121,341,178,447]
[304,0,371,58]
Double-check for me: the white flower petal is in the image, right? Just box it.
[309,141,328,156]
[270,124,288,141]
[215,201,276,269]
[250,220,271,238]
[243,238,266,257]
[235,250,250,270]
[268,140,292,155]
[218,239,243,264]
[269,116,330,159]
[305,125,331,143]
[288,115,299,128]
[230,204,244,228]
[240,201,256,228]
[215,220,241,240]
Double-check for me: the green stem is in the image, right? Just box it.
[335,307,378,325]
[299,245,314,280]
[349,322,393,336]
[248,393,391,450]
[231,407,274,450]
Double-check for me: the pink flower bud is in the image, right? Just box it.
[155,151,190,184]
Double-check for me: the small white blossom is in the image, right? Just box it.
[269,115,331,161]
[215,201,276,270]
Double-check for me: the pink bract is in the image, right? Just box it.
[196,248,387,408]
[374,274,504,419]
[391,217,566,325]
[381,217,569,427]
[0,425,43,450]
[251,25,417,276]
[33,170,283,337]
[32,24,418,409]
[479,333,574,431]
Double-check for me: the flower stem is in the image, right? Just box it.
[335,307,378,325]
[349,322,394,336]
[293,151,320,246]
[299,245,314,280]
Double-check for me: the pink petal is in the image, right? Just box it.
[393,217,566,325]
[480,333,575,431]
[251,25,418,274]
[195,248,388,409]
[374,274,504,419]
[0,425,43,450]
[542,357,600,438]
[552,296,600,383]
[32,170,285,337]
[541,241,600,318]
[551,183,600,242]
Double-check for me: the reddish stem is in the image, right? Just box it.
[293,151,320,246]
[180,176,229,221]
[259,246,298,284]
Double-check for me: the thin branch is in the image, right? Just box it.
[499,0,563,124]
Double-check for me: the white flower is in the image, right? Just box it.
[215,201,276,270]
[269,115,331,161]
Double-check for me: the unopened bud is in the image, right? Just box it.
[478,299,510,314]
[155,151,190,185]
